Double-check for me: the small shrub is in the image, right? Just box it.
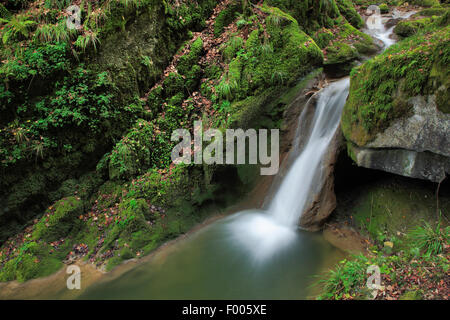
[409,218,449,256]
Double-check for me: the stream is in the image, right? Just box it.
[1,10,413,300]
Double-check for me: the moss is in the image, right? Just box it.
[222,36,244,62]
[177,37,204,76]
[0,251,62,283]
[414,7,448,17]
[316,21,377,66]
[108,120,155,181]
[312,28,335,48]
[408,0,441,8]
[399,288,424,300]
[214,1,242,37]
[32,197,84,242]
[264,0,341,33]
[219,5,323,102]
[342,25,450,146]
[394,17,434,38]
[379,3,389,14]
[325,41,358,64]
[336,0,364,28]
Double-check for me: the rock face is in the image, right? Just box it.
[349,94,450,183]
[300,125,342,230]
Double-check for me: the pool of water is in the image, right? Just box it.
[79,210,345,299]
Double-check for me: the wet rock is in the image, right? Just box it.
[300,124,343,231]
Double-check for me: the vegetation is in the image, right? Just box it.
[342,16,449,145]
[316,177,450,300]
[0,0,448,303]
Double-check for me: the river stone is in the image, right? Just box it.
[350,94,450,183]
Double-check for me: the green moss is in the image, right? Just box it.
[408,0,441,8]
[312,28,335,48]
[222,36,244,62]
[336,0,364,28]
[0,241,63,282]
[32,197,84,242]
[414,7,448,17]
[394,17,435,38]
[108,120,155,181]
[342,25,450,146]
[264,0,341,33]
[214,1,242,37]
[177,37,204,76]
[379,3,389,14]
[399,289,423,300]
[218,5,322,103]
[325,41,358,64]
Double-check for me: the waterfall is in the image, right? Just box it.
[225,78,350,262]
[269,78,349,226]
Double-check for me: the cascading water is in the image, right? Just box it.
[269,79,349,226]
[40,12,408,300]
[224,79,349,262]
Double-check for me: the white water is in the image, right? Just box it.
[366,9,416,49]
[269,79,349,226]
[225,16,402,262]
[224,78,350,262]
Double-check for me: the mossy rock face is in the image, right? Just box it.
[394,17,434,37]
[342,25,450,146]
[32,197,84,242]
[108,120,155,181]
[0,242,62,282]
[336,0,365,28]
[265,0,341,33]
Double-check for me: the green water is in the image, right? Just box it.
[79,211,344,299]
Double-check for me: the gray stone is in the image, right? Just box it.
[351,94,450,183]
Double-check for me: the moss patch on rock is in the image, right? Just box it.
[342,24,450,146]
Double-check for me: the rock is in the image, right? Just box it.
[349,95,450,183]
[300,124,343,230]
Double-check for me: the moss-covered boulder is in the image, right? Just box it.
[379,3,389,14]
[265,0,341,33]
[0,242,62,282]
[342,24,450,182]
[336,0,365,28]
[32,197,84,242]
[108,120,155,181]
[394,17,436,37]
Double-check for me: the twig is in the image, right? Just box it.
[436,176,445,220]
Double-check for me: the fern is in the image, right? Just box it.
[0,14,36,44]
[75,31,100,51]
[34,21,71,43]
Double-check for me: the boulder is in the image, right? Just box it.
[349,94,450,183]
